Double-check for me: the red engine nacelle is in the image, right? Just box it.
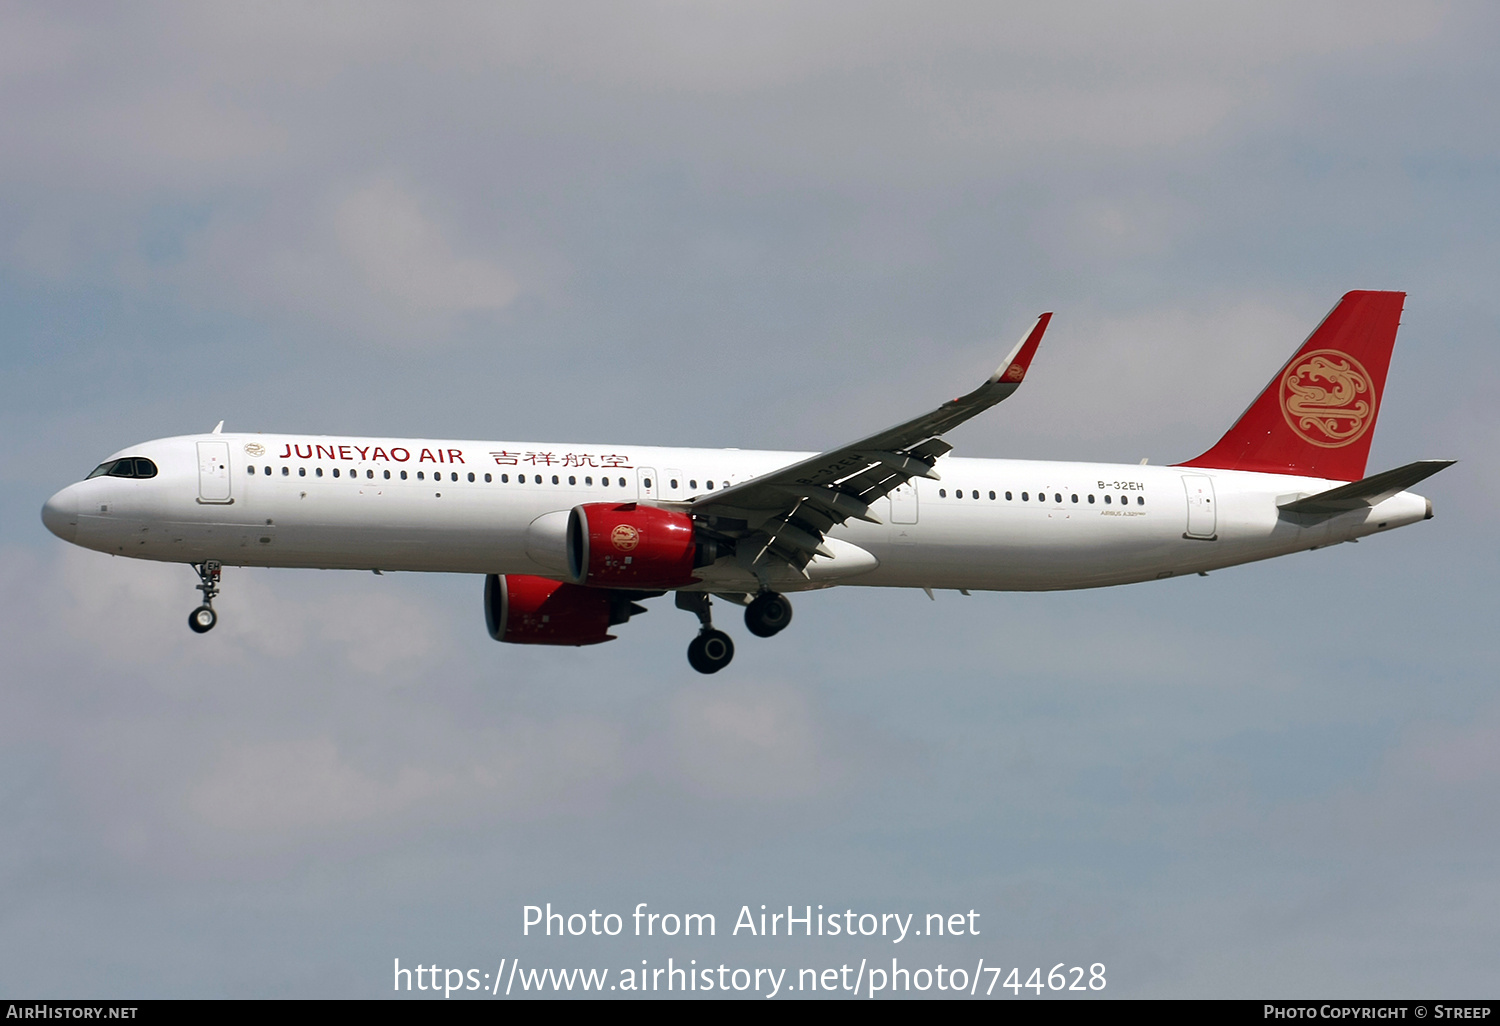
[566,502,698,588]
[485,573,615,646]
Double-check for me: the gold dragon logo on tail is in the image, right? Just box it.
[1279,349,1376,448]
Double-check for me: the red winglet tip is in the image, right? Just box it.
[997,311,1052,383]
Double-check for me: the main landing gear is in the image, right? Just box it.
[687,630,734,675]
[188,560,221,634]
[676,592,734,674]
[676,590,794,674]
[744,591,793,638]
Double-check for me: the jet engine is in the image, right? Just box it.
[485,573,646,646]
[567,502,700,588]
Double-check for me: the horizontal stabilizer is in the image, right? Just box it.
[1277,459,1455,516]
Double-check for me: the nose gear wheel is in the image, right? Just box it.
[188,560,222,634]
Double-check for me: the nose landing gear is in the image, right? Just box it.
[676,592,734,674]
[188,560,221,634]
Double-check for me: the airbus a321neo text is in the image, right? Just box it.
[42,291,1451,673]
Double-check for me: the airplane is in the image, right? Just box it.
[41,290,1451,674]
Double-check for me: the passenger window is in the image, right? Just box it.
[1137,496,1144,505]
[551,475,559,485]
[1021,492,1029,501]
[1104,494,1111,504]
[384,470,391,480]
[689,479,697,489]
[316,468,323,477]
[401,470,408,480]
[670,479,678,489]
[1054,493,1061,503]
[484,473,492,483]
[333,468,340,478]
[1005,491,1012,500]
[264,466,271,476]
[416,471,423,480]
[299,467,306,477]
[1088,494,1094,503]
[644,477,652,489]
[282,466,289,476]
[989,491,996,500]
[972,490,979,500]
[467,472,475,482]
[939,489,947,498]
[1071,494,1078,503]
[368,469,374,479]
[706,480,713,489]
[246,465,255,475]
[617,477,626,487]
[536,475,544,484]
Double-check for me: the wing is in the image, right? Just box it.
[690,312,1051,576]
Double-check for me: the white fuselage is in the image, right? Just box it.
[44,432,1432,592]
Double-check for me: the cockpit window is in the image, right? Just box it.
[85,457,158,479]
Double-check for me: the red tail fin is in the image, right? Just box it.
[1177,290,1405,481]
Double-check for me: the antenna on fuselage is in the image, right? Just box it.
[212,421,224,434]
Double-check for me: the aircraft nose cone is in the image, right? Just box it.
[41,488,77,543]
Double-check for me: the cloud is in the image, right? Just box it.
[160,177,525,339]
[332,179,520,317]
[1027,296,1321,445]
[668,680,833,800]
[187,737,446,834]
[784,293,1321,461]
[1397,711,1500,787]
[0,2,1450,299]
[49,547,441,677]
[2,546,861,873]
[181,715,624,849]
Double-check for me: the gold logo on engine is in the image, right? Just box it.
[1279,349,1375,448]
[610,524,640,551]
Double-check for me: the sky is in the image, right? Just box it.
[2,0,1498,1000]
